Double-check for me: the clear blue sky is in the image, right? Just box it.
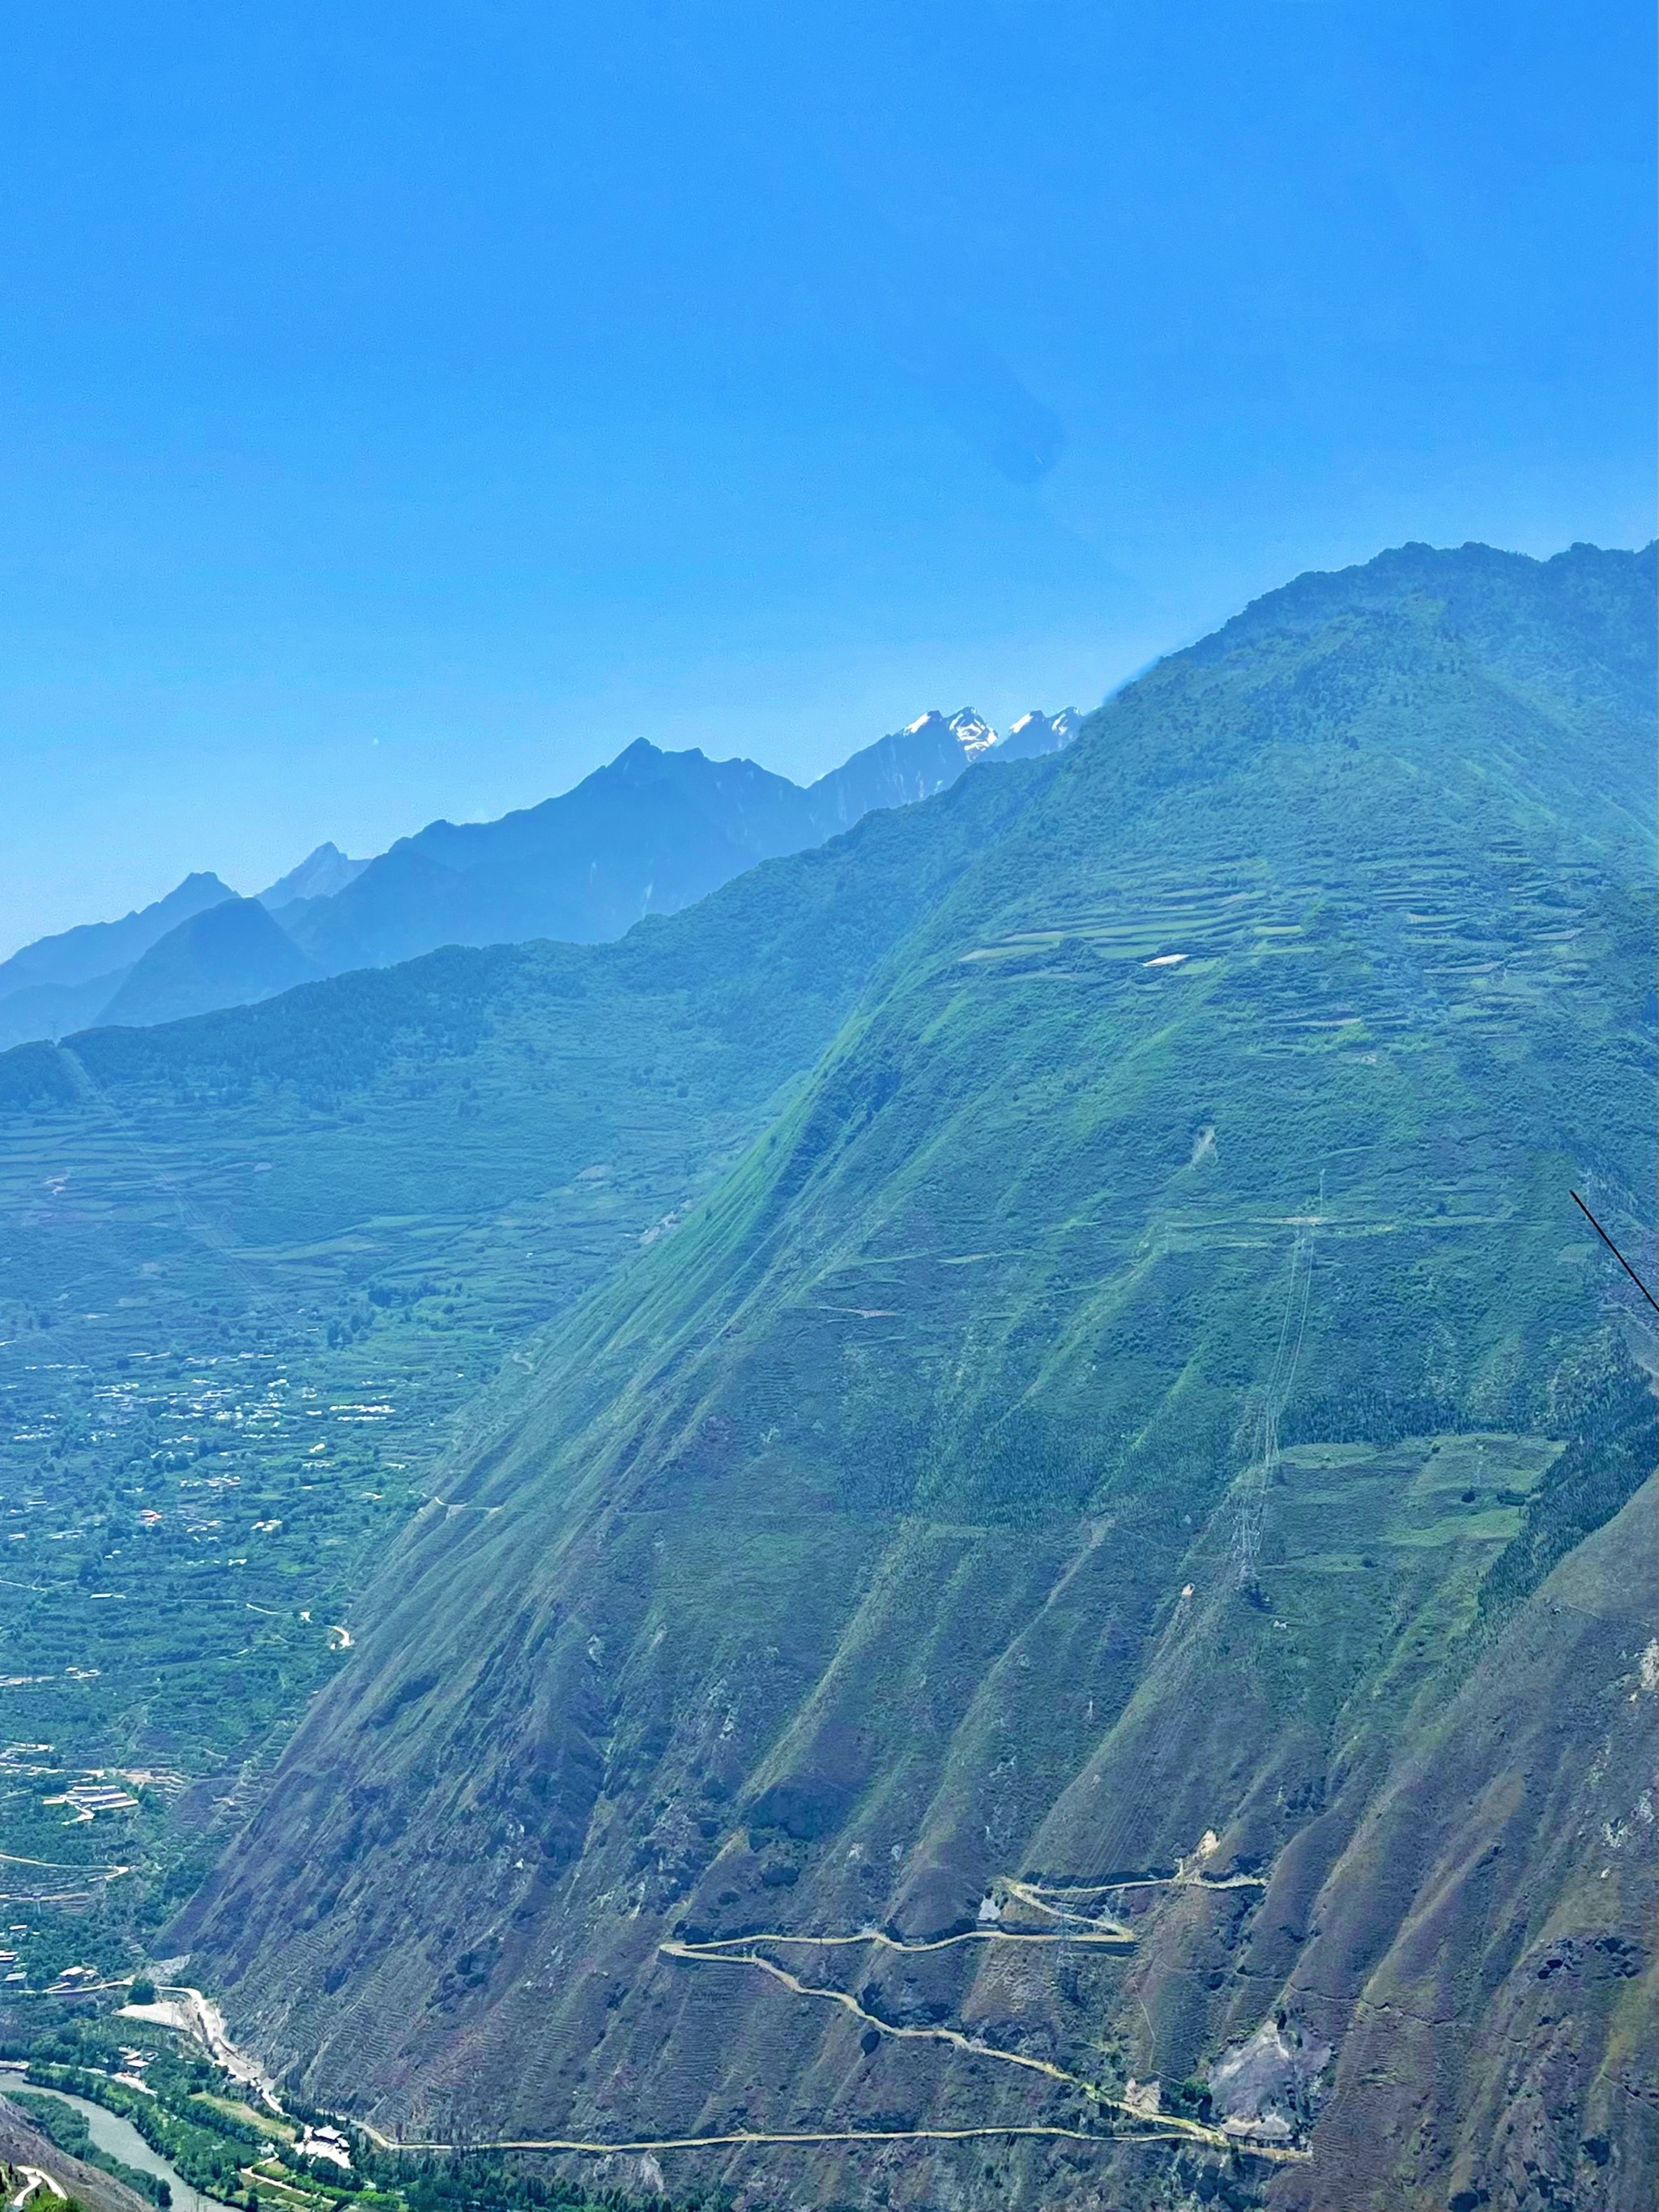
[1,1,1653,954]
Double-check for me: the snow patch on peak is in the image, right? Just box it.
[983,707,1082,764]
[947,708,997,758]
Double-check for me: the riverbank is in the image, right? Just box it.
[0,2073,237,2212]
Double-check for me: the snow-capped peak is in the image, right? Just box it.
[982,708,1084,763]
[893,703,1079,767]
[947,708,998,758]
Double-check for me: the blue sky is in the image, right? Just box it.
[1,0,1653,954]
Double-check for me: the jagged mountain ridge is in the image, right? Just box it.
[0,870,236,996]
[168,541,1656,2209]
[280,706,1078,976]
[0,705,1078,1046]
[0,871,237,1050]
[257,842,369,911]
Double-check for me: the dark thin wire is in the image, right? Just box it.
[1570,1190,1659,1314]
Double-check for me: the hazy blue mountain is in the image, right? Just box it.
[990,703,1082,760]
[0,869,240,1047]
[0,870,233,998]
[283,739,817,975]
[284,707,1076,980]
[0,707,1080,1049]
[256,841,369,909]
[97,895,318,1027]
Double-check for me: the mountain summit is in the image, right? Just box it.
[899,706,998,757]
[0,871,236,1049]
[98,896,320,1028]
[256,842,369,911]
[995,705,1083,759]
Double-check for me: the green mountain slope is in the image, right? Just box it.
[168,543,1657,2208]
[1268,1474,1655,2212]
[0,759,1046,1988]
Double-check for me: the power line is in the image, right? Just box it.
[1570,1190,1659,1314]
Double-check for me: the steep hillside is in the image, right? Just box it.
[171,540,1656,2210]
[1267,1475,1655,2212]
[0,758,1050,1993]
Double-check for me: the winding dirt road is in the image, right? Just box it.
[657,1931,1288,2159]
[147,1873,1303,2171]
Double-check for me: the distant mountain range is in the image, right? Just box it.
[98,896,322,1030]
[0,706,1078,1048]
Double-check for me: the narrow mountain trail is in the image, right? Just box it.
[149,1867,1291,2159]
[656,1915,1305,2163]
[991,1879,1133,1937]
[146,1881,1305,2173]
[326,1881,1308,2168]
[356,2120,1229,2155]
[1010,1871,1265,1913]
[659,1935,1208,2137]
[6,2171,66,2211]
[660,1911,1134,1963]
[0,1851,129,1873]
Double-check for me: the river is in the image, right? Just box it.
[0,2069,241,2212]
